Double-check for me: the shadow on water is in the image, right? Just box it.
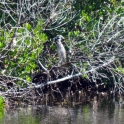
[1,93,124,124]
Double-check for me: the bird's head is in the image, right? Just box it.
[54,35,65,44]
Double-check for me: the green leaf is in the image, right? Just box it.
[74,31,79,35]
[0,36,5,42]
[0,42,4,48]
[25,23,32,31]
[26,76,31,82]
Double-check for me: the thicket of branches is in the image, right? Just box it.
[0,0,124,100]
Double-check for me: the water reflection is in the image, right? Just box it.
[2,94,124,124]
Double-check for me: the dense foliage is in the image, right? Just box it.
[0,0,124,97]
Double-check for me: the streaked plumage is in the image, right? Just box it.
[54,35,66,65]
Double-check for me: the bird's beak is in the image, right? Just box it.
[61,38,65,44]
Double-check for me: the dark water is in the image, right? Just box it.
[1,94,124,124]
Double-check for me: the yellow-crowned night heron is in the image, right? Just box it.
[54,35,66,66]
